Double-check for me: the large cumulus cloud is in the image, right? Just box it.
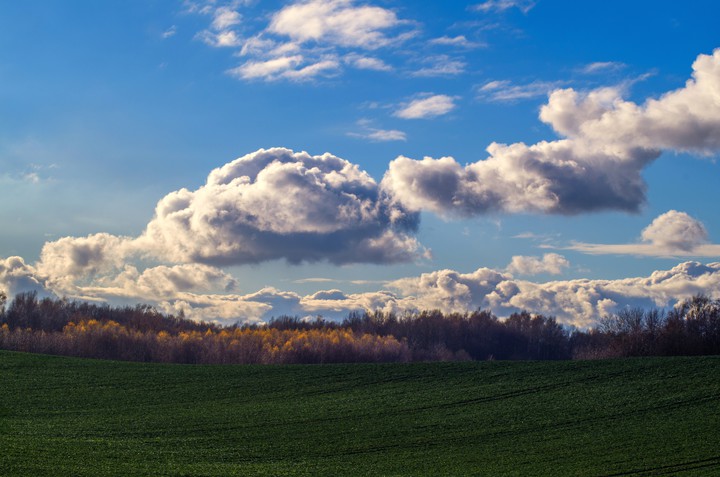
[32,148,424,281]
[382,49,720,216]
[138,147,423,265]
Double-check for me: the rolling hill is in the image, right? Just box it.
[1,351,719,476]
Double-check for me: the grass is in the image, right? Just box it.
[1,351,719,476]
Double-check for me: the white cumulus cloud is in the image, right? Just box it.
[641,210,709,251]
[566,211,720,258]
[506,253,570,276]
[268,0,401,49]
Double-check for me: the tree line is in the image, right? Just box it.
[1,291,719,364]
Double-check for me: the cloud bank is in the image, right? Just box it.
[7,257,718,328]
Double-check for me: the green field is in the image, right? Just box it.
[1,351,719,476]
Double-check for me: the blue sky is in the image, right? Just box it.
[1,0,720,326]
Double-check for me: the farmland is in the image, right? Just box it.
[1,351,719,476]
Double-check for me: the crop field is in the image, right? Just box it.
[1,351,719,476]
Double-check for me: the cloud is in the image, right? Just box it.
[197,29,244,47]
[211,6,241,30]
[344,54,392,71]
[268,0,401,49]
[193,0,501,83]
[349,128,407,142]
[382,49,720,217]
[135,147,424,266]
[228,55,341,81]
[642,210,708,251]
[386,261,720,328]
[117,264,237,297]
[37,233,137,287]
[0,257,49,297]
[22,172,41,184]
[293,277,336,284]
[471,0,536,14]
[429,35,484,49]
[228,55,303,79]
[5,250,720,328]
[217,0,414,81]
[280,58,341,81]
[539,50,720,154]
[194,2,245,48]
[394,94,457,119]
[477,79,565,102]
[410,55,466,77]
[11,147,426,321]
[566,211,720,258]
[381,141,655,216]
[506,253,570,276]
[348,120,406,142]
[162,25,177,39]
[364,129,407,141]
[579,61,626,74]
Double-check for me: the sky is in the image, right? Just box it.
[1,0,720,327]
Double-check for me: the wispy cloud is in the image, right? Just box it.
[394,94,457,119]
[348,119,406,141]
[211,6,242,30]
[579,61,626,74]
[477,79,564,102]
[193,1,245,48]
[344,54,393,71]
[349,129,407,142]
[292,277,336,284]
[471,0,536,14]
[197,29,244,47]
[411,55,466,77]
[162,25,177,39]
[429,35,485,49]
[227,55,341,82]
